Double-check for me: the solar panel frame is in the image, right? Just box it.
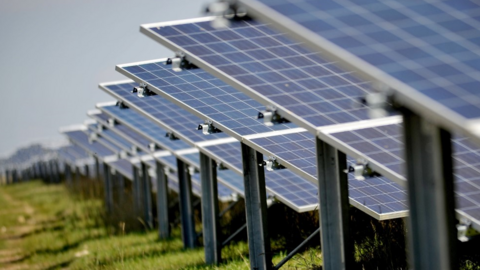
[138,17,372,135]
[87,122,134,155]
[113,62,296,141]
[61,126,117,161]
[236,0,480,145]
[327,122,480,231]
[88,108,153,154]
[99,80,228,145]
[137,17,410,187]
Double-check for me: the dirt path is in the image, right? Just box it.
[0,188,38,270]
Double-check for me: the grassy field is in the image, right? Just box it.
[1,180,479,270]
[0,180,321,270]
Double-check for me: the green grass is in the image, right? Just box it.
[0,180,321,270]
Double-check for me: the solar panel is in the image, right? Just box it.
[114,60,298,140]
[89,125,134,154]
[200,140,317,212]
[237,0,480,143]
[139,17,375,134]
[89,110,153,152]
[108,159,134,179]
[328,123,480,230]
[97,101,191,151]
[99,81,228,144]
[62,128,116,158]
[245,131,407,218]
[100,81,317,211]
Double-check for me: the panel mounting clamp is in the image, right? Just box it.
[148,142,158,152]
[360,82,398,119]
[345,158,379,180]
[457,218,473,242]
[257,105,290,126]
[116,101,129,109]
[205,1,249,29]
[166,52,196,72]
[107,118,116,127]
[165,132,179,141]
[260,156,285,171]
[132,82,154,98]
[197,120,222,135]
[88,133,98,144]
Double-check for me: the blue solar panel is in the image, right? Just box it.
[93,127,134,153]
[109,159,134,179]
[57,146,80,165]
[100,82,228,143]
[99,104,191,151]
[90,110,153,151]
[115,61,298,138]
[63,129,115,158]
[240,0,480,138]
[141,18,374,134]
[202,141,317,212]
[217,169,245,196]
[329,123,480,226]
[248,132,407,217]
[66,145,90,160]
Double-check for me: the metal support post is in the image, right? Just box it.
[103,163,113,213]
[177,158,196,249]
[156,160,170,239]
[5,170,10,184]
[402,109,457,270]
[65,164,72,188]
[54,160,61,183]
[75,166,81,189]
[132,165,142,219]
[140,162,153,229]
[200,152,221,264]
[116,173,125,207]
[12,169,18,183]
[94,157,101,180]
[84,164,90,178]
[315,138,352,270]
[241,143,272,270]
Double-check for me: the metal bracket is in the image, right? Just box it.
[359,82,397,119]
[107,118,116,127]
[197,120,222,135]
[205,1,249,28]
[132,82,154,98]
[345,158,379,180]
[116,101,129,109]
[119,151,128,159]
[88,133,98,144]
[218,162,229,171]
[457,218,472,242]
[131,145,138,155]
[166,52,196,72]
[257,106,290,126]
[165,132,179,141]
[148,142,157,152]
[188,166,199,175]
[261,156,285,171]
[97,124,103,132]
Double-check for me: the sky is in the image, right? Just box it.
[0,0,206,158]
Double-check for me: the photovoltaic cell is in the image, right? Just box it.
[248,132,407,217]
[202,141,317,212]
[109,159,134,179]
[90,111,153,151]
[240,0,480,140]
[115,61,297,139]
[63,129,115,158]
[91,126,134,153]
[329,123,480,227]
[141,18,375,134]
[99,104,191,151]
[100,82,228,144]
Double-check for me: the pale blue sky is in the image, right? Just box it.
[0,0,205,157]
